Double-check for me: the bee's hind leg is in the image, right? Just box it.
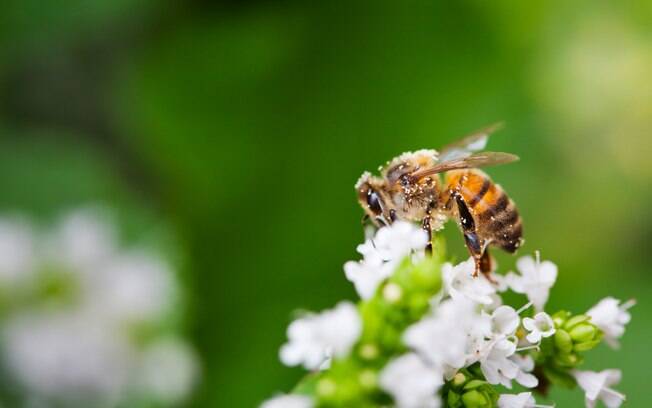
[463,231,483,277]
[479,249,498,284]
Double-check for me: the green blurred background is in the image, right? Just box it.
[0,1,650,406]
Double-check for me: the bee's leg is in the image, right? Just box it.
[463,231,484,277]
[422,215,433,255]
[455,194,484,277]
[479,249,498,284]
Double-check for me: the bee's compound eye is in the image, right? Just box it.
[366,190,383,215]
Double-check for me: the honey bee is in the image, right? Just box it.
[355,123,523,277]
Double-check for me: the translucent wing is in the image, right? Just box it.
[411,151,519,179]
[438,122,504,162]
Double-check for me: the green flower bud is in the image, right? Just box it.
[552,312,568,328]
[358,369,376,390]
[563,314,590,331]
[358,343,379,360]
[569,323,598,343]
[452,372,466,388]
[573,339,601,352]
[554,329,573,353]
[316,378,336,398]
[555,352,579,366]
[461,390,488,407]
[463,380,488,390]
[447,390,462,407]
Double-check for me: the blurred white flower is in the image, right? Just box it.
[3,312,132,405]
[0,218,36,286]
[344,222,427,299]
[498,392,547,408]
[88,252,174,324]
[443,258,496,305]
[379,353,442,408]
[260,394,313,408]
[587,297,634,349]
[573,369,625,408]
[0,209,196,406]
[523,312,555,344]
[51,209,116,272]
[138,337,199,405]
[343,255,389,300]
[505,253,557,312]
[280,301,362,370]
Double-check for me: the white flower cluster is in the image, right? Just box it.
[344,221,427,300]
[267,222,632,408]
[0,209,199,406]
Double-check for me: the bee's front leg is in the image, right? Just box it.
[422,214,433,255]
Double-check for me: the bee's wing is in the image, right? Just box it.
[411,152,519,179]
[438,122,504,162]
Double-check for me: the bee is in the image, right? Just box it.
[355,123,523,278]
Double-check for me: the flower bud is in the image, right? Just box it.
[555,352,579,366]
[552,311,602,357]
[563,314,590,331]
[447,390,462,407]
[569,323,598,343]
[554,329,573,354]
[461,390,489,407]
[452,372,466,387]
[573,339,601,352]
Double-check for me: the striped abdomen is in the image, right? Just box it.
[445,169,523,253]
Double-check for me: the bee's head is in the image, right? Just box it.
[355,172,390,226]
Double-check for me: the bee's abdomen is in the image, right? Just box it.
[450,170,523,253]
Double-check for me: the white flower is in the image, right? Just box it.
[137,337,199,404]
[505,253,557,311]
[476,306,538,389]
[374,221,428,260]
[379,353,442,408]
[480,338,518,388]
[587,297,634,349]
[280,301,362,370]
[344,222,427,299]
[490,306,520,337]
[3,312,132,405]
[344,256,389,300]
[523,312,555,344]
[260,394,313,408]
[498,392,536,408]
[0,210,198,405]
[510,354,538,388]
[573,369,626,408]
[405,297,489,377]
[86,252,174,324]
[498,391,554,408]
[51,209,116,272]
[443,258,496,305]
